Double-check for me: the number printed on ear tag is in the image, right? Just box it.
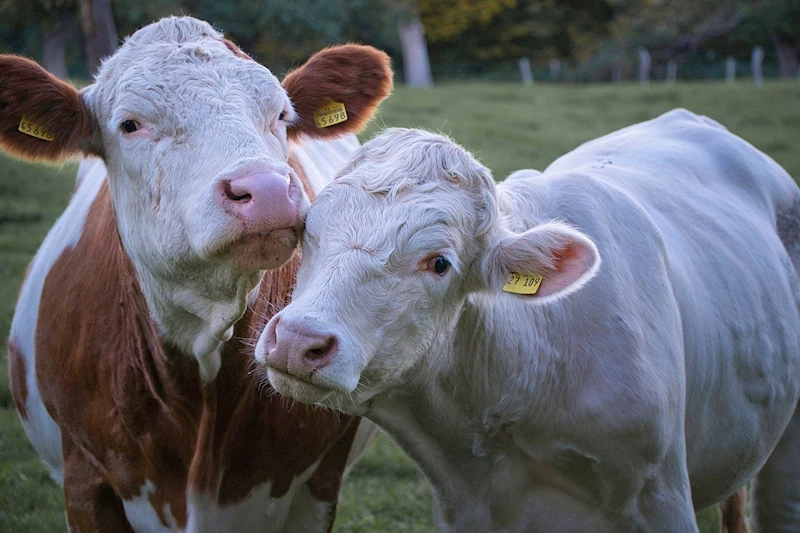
[314,101,348,128]
[503,273,543,295]
[18,116,55,141]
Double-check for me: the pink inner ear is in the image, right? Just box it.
[535,242,595,298]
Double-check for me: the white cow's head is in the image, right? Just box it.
[255,129,600,411]
[0,17,391,375]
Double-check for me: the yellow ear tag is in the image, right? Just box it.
[18,116,55,142]
[503,273,543,295]
[313,101,347,128]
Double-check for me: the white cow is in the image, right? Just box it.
[256,110,800,532]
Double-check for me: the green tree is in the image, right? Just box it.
[418,0,614,73]
[0,0,76,77]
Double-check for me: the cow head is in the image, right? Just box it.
[255,129,600,411]
[0,16,392,380]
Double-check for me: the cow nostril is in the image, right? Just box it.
[306,336,337,361]
[264,317,279,352]
[224,181,252,202]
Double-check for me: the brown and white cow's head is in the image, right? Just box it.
[0,16,392,380]
[255,129,600,411]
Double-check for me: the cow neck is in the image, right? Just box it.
[367,294,567,521]
[122,152,315,384]
[37,180,201,434]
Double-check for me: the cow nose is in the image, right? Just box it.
[220,170,301,231]
[262,316,338,379]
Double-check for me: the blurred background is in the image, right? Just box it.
[1,1,799,532]
[0,0,798,84]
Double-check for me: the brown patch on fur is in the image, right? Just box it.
[720,486,749,533]
[36,182,197,528]
[289,152,316,202]
[31,160,359,529]
[221,38,253,61]
[282,44,393,141]
[7,339,28,420]
[0,55,96,162]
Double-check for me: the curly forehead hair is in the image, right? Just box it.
[334,128,500,237]
[123,16,223,47]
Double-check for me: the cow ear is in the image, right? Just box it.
[0,55,96,162]
[282,44,393,141]
[481,221,600,302]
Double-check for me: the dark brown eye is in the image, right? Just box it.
[431,256,451,275]
[278,111,286,121]
[121,119,139,133]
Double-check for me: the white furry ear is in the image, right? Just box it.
[481,221,600,302]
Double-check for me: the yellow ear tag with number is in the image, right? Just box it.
[314,101,348,128]
[18,116,55,142]
[503,273,543,295]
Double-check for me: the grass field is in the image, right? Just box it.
[2,80,799,531]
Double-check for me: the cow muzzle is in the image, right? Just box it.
[256,314,358,404]
[217,166,307,269]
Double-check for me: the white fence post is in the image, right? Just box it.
[726,56,736,82]
[518,57,533,85]
[638,47,651,84]
[549,59,561,81]
[666,59,677,83]
[752,46,764,87]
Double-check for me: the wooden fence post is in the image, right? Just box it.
[399,18,433,87]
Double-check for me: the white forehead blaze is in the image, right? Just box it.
[88,17,290,150]
[78,17,300,268]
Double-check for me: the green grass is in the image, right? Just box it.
[3,79,799,531]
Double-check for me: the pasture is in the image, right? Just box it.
[2,80,799,531]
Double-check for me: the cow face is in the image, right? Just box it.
[86,22,301,274]
[0,15,392,278]
[255,129,600,412]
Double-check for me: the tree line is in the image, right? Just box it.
[0,0,796,82]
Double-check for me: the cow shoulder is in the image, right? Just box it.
[35,180,200,514]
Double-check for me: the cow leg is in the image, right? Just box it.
[62,436,133,533]
[752,405,800,532]
[630,440,699,533]
[720,486,749,533]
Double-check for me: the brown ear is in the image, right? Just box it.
[0,55,95,162]
[282,44,393,141]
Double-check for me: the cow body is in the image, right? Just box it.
[258,110,800,531]
[4,16,391,532]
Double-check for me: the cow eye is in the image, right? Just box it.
[278,111,286,121]
[121,119,139,133]
[429,256,451,275]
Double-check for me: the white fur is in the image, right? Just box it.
[186,462,327,533]
[259,112,800,531]
[291,135,360,195]
[9,157,107,482]
[123,480,181,532]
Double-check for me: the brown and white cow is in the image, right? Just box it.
[3,16,391,531]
